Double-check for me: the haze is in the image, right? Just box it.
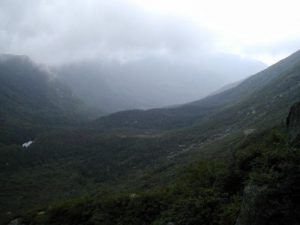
[0,0,299,112]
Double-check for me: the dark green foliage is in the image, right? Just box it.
[19,128,299,225]
[22,162,237,225]
[233,129,300,225]
[1,52,300,225]
[0,54,87,145]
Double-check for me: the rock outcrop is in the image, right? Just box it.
[236,102,300,225]
[235,185,267,225]
[287,101,300,145]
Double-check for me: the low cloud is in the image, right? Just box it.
[0,0,217,65]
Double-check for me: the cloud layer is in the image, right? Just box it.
[0,0,271,110]
[0,0,220,64]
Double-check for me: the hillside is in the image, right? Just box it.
[94,50,300,131]
[0,51,300,225]
[8,107,300,225]
[0,54,86,145]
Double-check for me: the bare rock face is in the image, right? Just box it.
[287,102,300,145]
[235,185,267,225]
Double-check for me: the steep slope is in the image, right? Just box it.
[0,54,86,144]
[183,50,300,140]
[287,101,300,145]
[94,50,300,131]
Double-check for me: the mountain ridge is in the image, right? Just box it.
[0,54,87,144]
[93,50,300,132]
[0,51,299,225]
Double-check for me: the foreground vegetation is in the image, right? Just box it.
[1,52,300,225]
[11,128,298,225]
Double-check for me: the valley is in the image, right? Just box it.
[0,51,300,225]
[2,0,300,223]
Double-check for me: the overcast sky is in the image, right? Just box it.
[0,0,299,65]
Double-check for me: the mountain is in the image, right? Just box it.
[0,54,87,145]
[55,54,266,113]
[0,51,299,225]
[94,50,300,132]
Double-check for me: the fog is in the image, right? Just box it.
[0,0,217,64]
[1,0,299,112]
[57,53,264,113]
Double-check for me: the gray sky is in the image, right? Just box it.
[0,0,299,65]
